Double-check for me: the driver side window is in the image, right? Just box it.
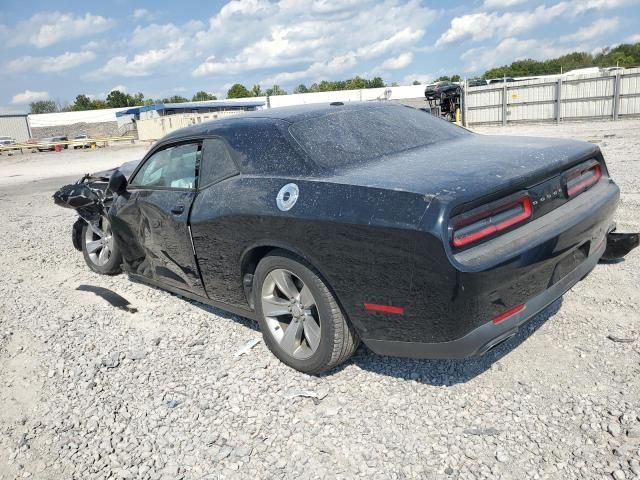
[130,143,201,189]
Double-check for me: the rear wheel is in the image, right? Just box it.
[254,250,359,374]
[81,216,122,275]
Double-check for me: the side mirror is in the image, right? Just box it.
[108,170,128,195]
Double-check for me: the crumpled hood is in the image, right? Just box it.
[90,159,140,180]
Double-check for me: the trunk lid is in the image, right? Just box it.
[332,134,600,204]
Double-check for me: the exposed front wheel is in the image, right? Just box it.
[81,216,122,275]
[254,250,359,374]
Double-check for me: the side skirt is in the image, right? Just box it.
[128,273,257,321]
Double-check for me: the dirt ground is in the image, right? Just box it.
[0,120,639,480]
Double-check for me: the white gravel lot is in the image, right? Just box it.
[0,120,639,480]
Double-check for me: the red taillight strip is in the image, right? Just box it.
[452,196,532,248]
[567,164,601,198]
[364,303,405,315]
[492,304,525,325]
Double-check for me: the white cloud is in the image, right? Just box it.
[436,3,571,46]
[130,21,203,49]
[133,8,150,19]
[561,17,619,42]
[627,33,640,43]
[401,72,434,84]
[437,0,635,47]
[262,53,359,85]
[192,0,435,82]
[573,0,638,12]
[7,51,96,73]
[380,52,414,70]
[461,37,574,72]
[87,40,186,78]
[12,90,50,104]
[2,12,115,48]
[109,85,128,93]
[483,0,527,8]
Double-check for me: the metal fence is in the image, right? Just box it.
[463,67,640,126]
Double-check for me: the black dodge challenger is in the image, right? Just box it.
[54,102,638,374]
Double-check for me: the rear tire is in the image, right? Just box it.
[81,216,122,275]
[254,250,359,374]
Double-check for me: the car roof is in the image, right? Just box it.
[161,101,405,142]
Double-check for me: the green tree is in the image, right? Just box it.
[131,92,145,105]
[294,84,309,94]
[451,74,461,82]
[226,83,253,98]
[192,91,217,101]
[412,80,421,85]
[346,76,367,89]
[251,85,264,97]
[106,90,132,108]
[29,100,57,113]
[368,77,385,88]
[91,99,108,109]
[266,84,287,96]
[72,94,93,111]
[161,95,189,103]
[482,42,640,79]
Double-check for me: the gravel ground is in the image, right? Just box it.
[0,120,639,480]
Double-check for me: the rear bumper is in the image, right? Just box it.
[365,235,604,359]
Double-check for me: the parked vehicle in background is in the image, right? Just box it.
[38,135,69,152]
[424,81,461,101]
[73,134,91,149]
[488,77,515,84]
[468,78,488,87]
[0,136,16,146]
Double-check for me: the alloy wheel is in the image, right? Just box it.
[260,268,321,360]
[84,216,114,267]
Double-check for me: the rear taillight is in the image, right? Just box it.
[564,160,601,198]
[450,194,532,248]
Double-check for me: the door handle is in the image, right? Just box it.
[171,205,185,215]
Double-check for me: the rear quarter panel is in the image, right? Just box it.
[189,176,452,338]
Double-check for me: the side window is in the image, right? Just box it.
[199,138,239,187]
[130,143,201,189]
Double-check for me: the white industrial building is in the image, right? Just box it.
[0,113,31,142]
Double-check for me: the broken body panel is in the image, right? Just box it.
[53,102,638,360]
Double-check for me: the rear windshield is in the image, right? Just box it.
[289,105,470,169]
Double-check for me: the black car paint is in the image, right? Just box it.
[70,103,628,359]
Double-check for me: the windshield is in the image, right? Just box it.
[288,105,470,170]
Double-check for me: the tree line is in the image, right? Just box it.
[29,76,389,113]
[226,76,387,98]
[29,90,218,114]
[483,42,640,79]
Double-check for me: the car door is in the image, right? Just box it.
[113,141,207,296]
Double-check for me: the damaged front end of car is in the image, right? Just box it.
[53,173,112,252]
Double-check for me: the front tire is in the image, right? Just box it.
[81,216,122,275]
[254,250,359,374]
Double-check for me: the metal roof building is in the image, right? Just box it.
[129,100,266,141]
[116,100,265,121]
[0,113,31,142]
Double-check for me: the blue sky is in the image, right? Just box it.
[1,0,639,111]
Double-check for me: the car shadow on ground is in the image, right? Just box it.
[127,277,562,385]
[340,298,564,386]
